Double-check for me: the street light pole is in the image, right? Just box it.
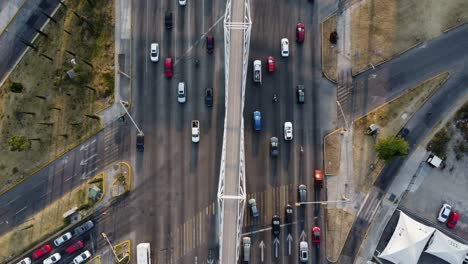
[336,101,349,130]
[101,232,120,262]
[295,199,350,207]
[119,100,142,134]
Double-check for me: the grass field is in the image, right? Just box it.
[321,14,338,82]
[0,0,114,194]
[350,0,468,75]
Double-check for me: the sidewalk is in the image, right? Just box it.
[354,146,428,263]
[97,0,132,126]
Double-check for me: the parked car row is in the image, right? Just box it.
[17,220,94,264]
[438,203,459,228]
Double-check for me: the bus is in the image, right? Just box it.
[137,243,151,264]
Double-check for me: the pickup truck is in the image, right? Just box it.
[191,120,200,143]
[253,60,261,83]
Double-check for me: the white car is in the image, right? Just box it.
[299,241,308,262]
[179,0,187,6]
[177,82,186,103]
[53,231,72,246]
[43,253,61,264]
[191,120,200,143]
[73,250,91,264]
[150,43,159,62]
[438,203,452,223]
[16,257,31,264]
[281,38,289,57]
[284,122,293,140]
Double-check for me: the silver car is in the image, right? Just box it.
[53,232,72,246]
[298,185,307,204]
[299,241,308,262]
[249,198,259,218]
[177,82,186,103]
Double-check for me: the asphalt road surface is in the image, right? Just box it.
[241,0,335,263]
[339,21,468,264]
[92,0,227,263]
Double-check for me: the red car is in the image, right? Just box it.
[296,22,305,43]
[314,170,323,187]
[32,244,52,259]
[312,226,321,244]
[66,240,84,254]
[164,56,173,78]
[447,211,459,228]
[267,56,275,73]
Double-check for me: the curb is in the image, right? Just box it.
[320,13,338,84]
[114,239,131,263]
[442,19,468,33]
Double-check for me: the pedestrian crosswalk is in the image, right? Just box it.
[243,184,295,227]
[174,202,217,261]
[357,188,382,223]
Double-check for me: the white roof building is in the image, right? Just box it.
[425,230,468,264]
[378,211,435,264]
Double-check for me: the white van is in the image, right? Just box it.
[137,243,151,264]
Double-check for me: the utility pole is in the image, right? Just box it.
[295,198,350,207]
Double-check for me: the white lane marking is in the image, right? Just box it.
[15,206,27,215]
[40,190,52,198]
[174,14,224,66]
[7,196,19,205]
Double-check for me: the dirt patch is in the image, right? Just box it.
[0,0,114,194]
[325,208,356,262]
[350,0,468,75]
[352,72,449,193]
[321,14,338,82]
[324,128,342,175]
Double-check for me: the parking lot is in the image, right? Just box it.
[398,150,468,242]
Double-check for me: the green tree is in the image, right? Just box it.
[7,135,31,151]
[375,135,409,162]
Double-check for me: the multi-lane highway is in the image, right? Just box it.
[241,0,335,263]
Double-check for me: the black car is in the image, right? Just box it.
[136,131,144,151]
[207,35,214,54]
[205,88,213,107]
[398,127,410,140]
[285,204,293,223]
[270,137,279,157]
[165,11,173,29]
[296,85,305,103]
[272,215,280,236]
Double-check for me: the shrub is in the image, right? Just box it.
[427,128,451,157]
[10,82,24,93]
[8,135,31,151]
